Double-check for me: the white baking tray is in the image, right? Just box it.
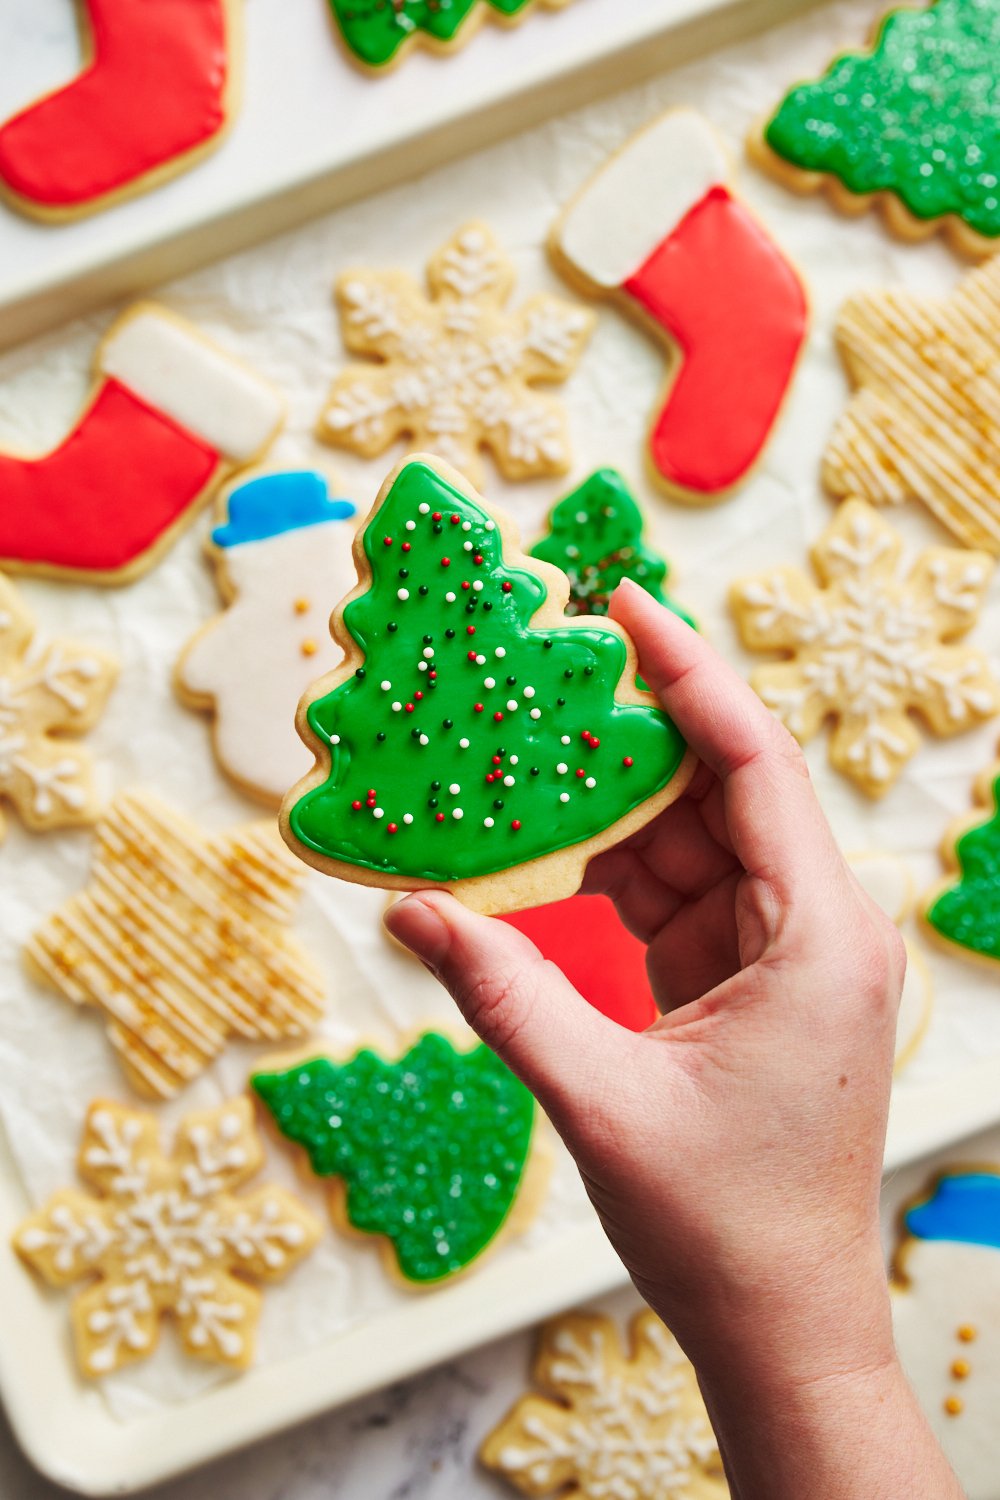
[0,0,826,350]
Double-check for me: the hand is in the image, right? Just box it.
[386,580,961,1499]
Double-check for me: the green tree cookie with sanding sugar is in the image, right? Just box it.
[252,1033,537,1283]
[530,468,695,629]
[281,457,692,912]
[328,0,555,68]
[925,760,1000,965]
[764,0,1000,245]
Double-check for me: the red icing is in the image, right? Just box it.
[623,186,807,496]
[0,0,229,209]
[0,380,219,574]
[500,893,657,1032]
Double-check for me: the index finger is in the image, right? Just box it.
[610,579,841,901]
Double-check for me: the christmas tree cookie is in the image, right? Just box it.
[530,468,694,628]
[481,1308,726,1497]
[13,1098,320,1376]
[252,1032,540,1285]
[318,223,593,487]
[280,456,694,916]
[922,747,1000,968]
[326,0,573,71]
[176,469,357,806]
[752,0,1000,258]
[730,499,999,798]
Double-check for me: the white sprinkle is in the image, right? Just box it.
[463,540,473,552]
[503,775,515,787]
[405,520,416,531]
[449,783,461,795]
[373,808,384,819]
[495,647,506,659]
[530,708,541,720]
[586,777,596,789]
[452,808,464,820]
[419,734,429,746]
[476,654,486,665]
[459,738,470,749]
[423,647,434,659]
[561,735,571,745]
[330,734,341,745]
[397,588,409,601]
[575,510,587,524]
[506,699,517,712]
[523,686,535,699]
[559,792,570,803]
[557,763,568,774]
[445,591,456,603]
[403,813,414,824]
[392,701,402,712]
[485,676,496,689]
[473,580,484,592]
[418,503,430,514]
[485,521,495,532]
[381,680,392,691]
[509,755,518,765]
[462,521,472,532]
[419,662,429,673]
[484,817,495,828]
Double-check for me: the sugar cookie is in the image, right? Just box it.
[13,1097,320,1377]
[280,455,695,916]
[326,0,573,71]
[922,744,1000,969]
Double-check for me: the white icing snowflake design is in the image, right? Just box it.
[0,573,117,839]
[319,222,594,484]
[731,499,999,796]
[14,1099,320,1377]
[482,1311,726,1500]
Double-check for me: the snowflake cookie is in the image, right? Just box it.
[318,223,594,486]
[13,1098,321,1377]
[25,791,326,1098]
[0,571,117,840]
[480,1308,726,1499]
[823,256,1000,555]
[730,499,999,797]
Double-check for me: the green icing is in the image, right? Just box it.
[252,1033,535,1283]
[927,771,1000,963]
[329,0,537,67]
[530,468,696,630]
[765,0,1000,238]
[287,460,687,882]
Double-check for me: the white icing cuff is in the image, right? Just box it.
[98,306,284,461]
[555,109,728,289]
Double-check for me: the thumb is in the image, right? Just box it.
[384,890,626,1130]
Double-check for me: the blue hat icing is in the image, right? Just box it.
[213,471,356,548]
[906,1173,1000,1250]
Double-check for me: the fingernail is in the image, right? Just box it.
[384,894,451,966]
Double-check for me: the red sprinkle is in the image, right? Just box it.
[432,512,442,522]
[382,537,393,547]
[576,769,585,778]
[494,711,504,722]
[474,703,484,713]
[435,812,445,822]
[491,755,502,765]
[405,703,415,713]
[511,820,522,832]
[367,789,376,798]
[623,756,634,768]
[467,650,478,662]
[414,691,424,700]
[461,581,471,591]
[590,738,600,749]
[501,582,512,593]
[429,671,437,680]
[387,823,398,835]
[485,774,495,784]
[351,800,362,811]
[473,553,483,565]
[450,514,461,526]
[441,557,451,568]
[466,625,476,636]
[402,542,411,552]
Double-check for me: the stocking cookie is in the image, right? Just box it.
[893,1168,1000,1500]
[530,468,694,628]
[480,1308,726,1498]
[0,0,239,221]
[0,572,117,841]
[176,470,357,805]
[25,791,325,1097]
[318,223,593,486]
[549,109,808,503]
[922,745,1000,969]
[327,0,573,70]
[0,303,284,586]
[253,1031,540,1285]
[13,1098,320,1376]
[730,499,999,797]
[280,455,694,916]
[823,257,1000,555]
[752,0,1000,259]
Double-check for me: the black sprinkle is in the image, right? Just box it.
[355,668,366,679]
[442,718,453,729]
[419,586,429,596]
[493,799,505,810]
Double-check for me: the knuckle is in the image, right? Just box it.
[454,968,529,1055]
[852,911,904,1007]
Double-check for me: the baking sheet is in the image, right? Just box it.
[1,0,1000,1489]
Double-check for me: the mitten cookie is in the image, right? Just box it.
[280,454,694,915]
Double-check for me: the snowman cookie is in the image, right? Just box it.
[893,1168,1000,1500]
[176,470,357,806]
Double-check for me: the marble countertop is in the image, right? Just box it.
[0,1287,641,1499]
